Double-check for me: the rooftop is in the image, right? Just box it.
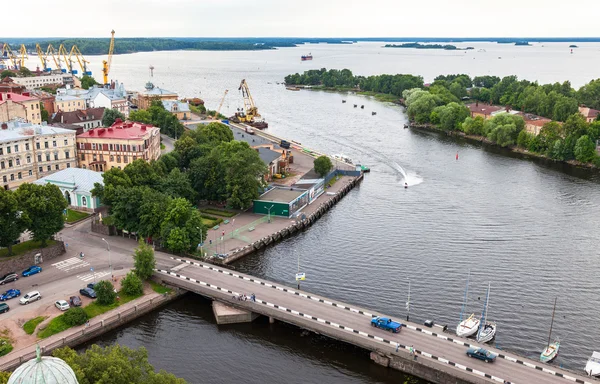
[0,92,35,103]
[141,82,177,96]
[162,100,190,112]
[34,167,104,194]
[257,187,306,204]
[256,146,283,165]
[465,102,503,115]
[50,108,105,125]
[0,121,75,143]
[77,119,159,140]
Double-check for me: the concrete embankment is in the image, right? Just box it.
[0,289,183,372]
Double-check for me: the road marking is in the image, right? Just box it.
[76,271,110,282]
[168,257,593,383]
[156,269,511,384]
[52,257,90,272]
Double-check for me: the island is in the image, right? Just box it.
[515,41,531,46]
[384,43,474,50]
[570,44,578,48]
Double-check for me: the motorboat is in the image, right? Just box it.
[456,314,480,337]
[540,339,560,363]
[585,351,600,377]
[333,154,353,164]
[476,321,496,343]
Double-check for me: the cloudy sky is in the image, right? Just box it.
[6,0,599,38]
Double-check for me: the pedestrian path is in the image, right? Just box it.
[51,257,90,272]
[76,271,111,282]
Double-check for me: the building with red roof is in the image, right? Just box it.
[76,119,161,172]
[579,106,600,123]
[0,92,43,124]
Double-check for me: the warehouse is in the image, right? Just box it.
[253,187,308,218]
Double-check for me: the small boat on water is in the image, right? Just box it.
[360,105,364,109]
[403,124,408,129]
[585,351,600,377]
[357,164,370,173]
[540,297,560,363]
[333,154,353,164]
[476,283,496,344]
[286,86,300,91]
[353,104,357,108]
[372,111,377,116]
[457,271,481,338]
[301,53,313,61]
[342,100,346,103]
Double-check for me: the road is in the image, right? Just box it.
[160,134,175,154]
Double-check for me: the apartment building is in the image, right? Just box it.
[0,93,43,124]
[76,119,161,172]
[11,73,73,89]
[0,121,77,190]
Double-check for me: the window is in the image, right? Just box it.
[109,144,113,151]
[17,172,21,179]
[14,145,18,152]
[91,143,96,150]
[10,174,14,181]
[8,160,12,167]
[132,145,137,152]
[79,143,84,150]
[38,166,42,173]
[99,154,104,161]
[124,155,128,163]
[82,165,86,169]
[6,147,10,154]
[82,196,87,207]
[53,141,56,147]
[25,143,29,150]
[55,164,59,170]
[36,104,39,109]
[54,152,59,161]
[64,139,68,145]
[37,113,40,119]
[44,142,48,149]
[2,176,5,183]
[66,163,71,168]
[133,156,137,161]
[65,151,70,159]
[47,165,51,171]
[46,154,50,162]
[0,161,4,169]
[15,158,20,166]
[93,154,97,161]
[36,142,40,150]
[0,148,3,155]
[110,155,114,162]
[37,154,42,162]
[28,170,32,176]
[117,155,121,163]
[81,153,85,161]
[30,105,34,110]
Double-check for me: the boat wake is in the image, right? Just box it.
[394,162,423,186]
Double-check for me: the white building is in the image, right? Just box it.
[54,82,129,116]
[34,167,104,211]
[11,74,73,89]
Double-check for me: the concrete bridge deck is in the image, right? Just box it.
[155,257,595,384]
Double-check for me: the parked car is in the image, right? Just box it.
[22,265,42,277]
[466,347,497,363]
[0,272,18,285]
[87,283,96,290]
[69,296,82,307]
[0,303,9,314]
[370,316,403,333]
[0,289,21,301]
[55,300,70,311]
[79,288,96,299]
[280,140,291,149]
[19,291,41,305]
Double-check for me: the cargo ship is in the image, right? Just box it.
[301,53,313,61]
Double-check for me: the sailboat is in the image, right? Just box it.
[456,271,480,337]
[540,297,560,363]
[476,283,497,343]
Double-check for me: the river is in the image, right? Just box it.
[56,42,600,382]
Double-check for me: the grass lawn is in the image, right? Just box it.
[23,316,47,335]
[326,175,341,188]
[149,280,172,295]
[160,143,166,150]
[0,239,57,258]
[200,208,236,217]
[200,214,223,228]
[0,337,13,357]
[38,290,143,339]
[64,209,90,223]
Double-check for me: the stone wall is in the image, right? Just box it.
[0,241,66,272]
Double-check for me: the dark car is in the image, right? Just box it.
[466,347,497,363]
[0,303,9,314]
[280,140,291,149]
[79,288,96,299]
[22,265,42,277]
[69,296,82,307]
[0,289,20,301]
[87,283,96,290]
[0,273,18,285]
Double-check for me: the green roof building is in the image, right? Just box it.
[8,346,78,384]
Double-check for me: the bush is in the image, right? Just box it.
[63,307,88,326]
[94,280,117,306]
[134,241,156,280]
[121,272,143,297]
[0,337,12,357]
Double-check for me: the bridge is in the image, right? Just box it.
[155,257,594,384]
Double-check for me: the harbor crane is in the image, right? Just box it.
[58,44,70,73]
[1,44,19,69]
[102,29,115,85]
[214,90,228,119]
[45,44,63,72]
[68,45,91,75]
[238,79,260,122]
[18,44,28,69]
[36,44,50,71]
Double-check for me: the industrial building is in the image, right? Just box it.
[253,187,309,218]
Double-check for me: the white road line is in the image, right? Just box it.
[76,271,110,282]
[52,257,89,272]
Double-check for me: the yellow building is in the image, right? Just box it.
[0,93,43,124]
[135,82,178,110]
[76,120,161,172]
[54,94,86,113]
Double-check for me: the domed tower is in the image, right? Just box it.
[8,345,78,384]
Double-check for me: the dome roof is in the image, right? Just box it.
[8,346,78,384]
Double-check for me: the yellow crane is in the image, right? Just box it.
[102,29,115,85]
[1,43,19,69]
[36,44,49,71]
[237,79,260,122]
[18,44,28,69]
[45,44,63,72]
[58,44,72,73]
[68,45,92,76]
[214,90,228,119]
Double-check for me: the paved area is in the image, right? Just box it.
[160,134,175,154]
[155,258,595,384]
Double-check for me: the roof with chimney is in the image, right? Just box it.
[0,92,36,103]
[465,102,503,115]
[50,108,105,125]
[0,121,74,143]
[77,119,158,140]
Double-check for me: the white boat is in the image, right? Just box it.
[540,298,560,363]
[457,313,480,337]
[476,283,497,343]
[585,351,600,377]
[333,154,353,164]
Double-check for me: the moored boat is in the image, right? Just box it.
[286,86,300,91]
[540,298,560,363]
[585,351,600,377]
[457,314,480,337]
[476,283,496,343]
[333,154,353,164]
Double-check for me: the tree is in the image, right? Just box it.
[314,155,333,177]
[0,70,13,79]
[94,280,116,306]
[0,371,9,384]
[40,102,49,123]
[134,240,156,280]
[138,189,171,239]
[80,75,99,90]
[574,135,597,163]
[128,109,153,124]
[121,271,143,297]
[102,108,125,127]
[517,130,534,149]
[462,116,485,135]
[537,121,564,154]
[484,113,525,147]
[92,167,132,207]
[18,67,32,77]
[160,198,203,253]
[404,89,441,123]
[159,168,196,202]
[578,79,600,109]
[432,102,469,131]
[552,95,578,122]
[63,307,88,326]
[15,183,67,245]
[124,159,160,187]
[0,189,29,255]
[52,344,187,384]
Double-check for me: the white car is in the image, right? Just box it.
[19,291,41,305]
[55,300,70,311]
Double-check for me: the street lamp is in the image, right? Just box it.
[406,280,411,322]
[196,227,204,258]
[266,204,274,224]
[101,238,111,280]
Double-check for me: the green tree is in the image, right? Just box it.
[18,67,32,77]
[462,116,485,135]
[80,75,99,90]
[0,371,10,384]
[40,102,49,123]
[537,121,564,154]
[578,79,600,109]
[0,189,29,255]
[124,159,160,187]
[0,70,13,79]
[432,102,469,131]
[517,130,534,148]
[15,183,67,245]
[159,168,196,201]
[404,89,441,123]
[314,155,333,177]
[94,280,116,306]
[128,109,153,124]
[138,189,171,239]
[52,344,187,384]
[484,113,525,147]
[102,108,125,127]
[121,271,143,297]
[92,167,132,206]
[63,307,88,326]
[574,135,597,163]
[552,96,579,122]
[134,240,156,280]
[160,198,203,253]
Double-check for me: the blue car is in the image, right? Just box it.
[0,289,20,301]
[22,266,42,277]
[466,347,497,363]
[370,316,403,333]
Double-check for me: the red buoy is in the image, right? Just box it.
[456,152,459,160]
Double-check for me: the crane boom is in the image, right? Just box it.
[238,79,260,118]
[214,90,228,119]
[69,45,91,76]
[58,44,71,73]
[18,45,28,69]
[102,29,115,85]
[2,44,19,69]
[45,44,62,71]
[36,44,49,71]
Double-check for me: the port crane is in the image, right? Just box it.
[58,44,70,73]
[68,45,91,75]
[1,43,19,69]
[102,30,115,85]
[36,44,50,71]
[45,44,63,72]
[237,79,260,122]
[18,45,28,69]
[214,90,228,119]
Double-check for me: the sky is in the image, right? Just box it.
[6,0,600,38]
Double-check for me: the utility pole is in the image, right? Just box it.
[406,280,411,322]
[102,238,111,279]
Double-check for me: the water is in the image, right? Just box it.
[58,42,600,380]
